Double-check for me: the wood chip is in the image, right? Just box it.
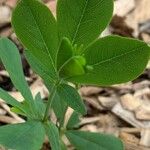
[141,33,150,43]
[80,124,98,132]
[5,79,49,102]
[134,86,150,96]
[64,107,74,127]
[126,0,150,36]
[0,108,7,115]
[80,86,103,97]
[139,20,150,34]
[8,92,24,102]
[5,0,17,8]
[120,127,141,134]
[98,96,118,109]
[140,129,150,147]
[46,1,56,16]
[132,80,150,91]
[120,132,139,144]
[124,141,150,150]
[30,79,49,99]
[0,146,5,150]
[133,0,150,22]
[0,115,18,124]
[0,6,11,26]
[0,70,9,77]
[83,97,104,110]
[135,105,150,121]
[80,116,100,126]
[0,102,24,123]
[120,94,142,111]
[114,0,135,16]
[96,114,120,130]
[112,103,150,128]
[134,87,150,100]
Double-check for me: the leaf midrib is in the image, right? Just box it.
[72,0,89,44]
[91,45,146,67]
[23,0,57,73]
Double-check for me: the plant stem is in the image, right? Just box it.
[43,83,57,122]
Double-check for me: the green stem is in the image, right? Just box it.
[43,83,57,122]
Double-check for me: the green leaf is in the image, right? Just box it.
[44,121,61,150]
[0,87,21,109]
[0,88,31,117]
[56,38,87,78]
[51,93,68,126]
[0,121,45,150]
[11,100,35,118]
[59,56,86,78]
[57,84,86,115]
[57,0,113,48]
[0,38,33,104]
[57,37,73,71]
[11,107,27,117]
[12,0,58,79]
[68,36,150,85]
[66,111,80,129]
[60,140,68,150]
[34,92,46,119]
[66,130,124,150]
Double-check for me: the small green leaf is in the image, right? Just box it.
[56,38,87,78]
[66,111,80,129]
[0,38,33,104]
[57,0,113,48]
[34,92,46,119]
[0,88,31,117]
[12,0,58,79]
[0,121,45,150]
[21,101,35,118]
[66,130,124,150]
[11,106,27,117]
[0,87,22,109]
[44,121,61,150]
[57,84,86,115]
[60,140,68,150]
[59,57,86,78]
[57,37,73,70]
[51,93,68,126]
[68,36,150,85]
[11,100,36,118]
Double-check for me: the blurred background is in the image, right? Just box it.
[0,0,150,149]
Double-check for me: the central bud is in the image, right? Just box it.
[60,55,86,77]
